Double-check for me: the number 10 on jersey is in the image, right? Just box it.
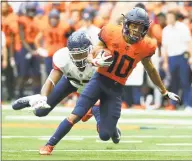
[107,51,135,78]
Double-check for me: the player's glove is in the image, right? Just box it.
[92,50,113,67]
[29,95,51,110]
[163,91,181,104]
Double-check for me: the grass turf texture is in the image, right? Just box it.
[2,105,192,160]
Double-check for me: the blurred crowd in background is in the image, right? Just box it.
[1,1,192,111]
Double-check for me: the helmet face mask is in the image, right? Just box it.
[122,7,150,44]
[123,21,146,43]
[69,45,92,69]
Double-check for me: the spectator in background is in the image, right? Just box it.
[162,11,192,110]
[78,8,101,46]
[18,2,41,97]
[68,1,89,12]
[35,9,72,76]
[94,2,114,28]
[2,2,21,101]
[44,2,65,15]
[68,9,83,31]
[186,61,192,111]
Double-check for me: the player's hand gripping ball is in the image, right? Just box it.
[92,49,114,67]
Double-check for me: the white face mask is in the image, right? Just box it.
[69,45,93,69]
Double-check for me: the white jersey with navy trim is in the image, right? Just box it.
[53,47,96,92]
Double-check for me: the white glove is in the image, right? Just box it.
[92,50,113,67]
[163,91,181,104]
[29,95,51,109]
[37,48,48,57]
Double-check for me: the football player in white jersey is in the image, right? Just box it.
[12,31,102,116]
[12,31,119,154]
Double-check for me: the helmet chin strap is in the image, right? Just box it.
[123,32,140,44]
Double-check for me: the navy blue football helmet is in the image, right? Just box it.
[48,9,60,27]
[67,31,93,70]
[122,7,150,44]
[25,2,37,18]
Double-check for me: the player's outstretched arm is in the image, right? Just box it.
[29,69,63,110]
[41,69,62,96]
[141,56,181,104]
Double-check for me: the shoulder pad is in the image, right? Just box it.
[98,24,121,47]
[53,47,70,70]
[142,36,157,57]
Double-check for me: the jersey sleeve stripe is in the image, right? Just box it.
[52,62,61,71]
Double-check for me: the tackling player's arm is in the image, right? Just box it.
[29,69,63,109]
[41,69,62,97]
[142,56,181,103]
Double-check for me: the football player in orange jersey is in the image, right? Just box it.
[18,2,41,98]
[38,7,181,155]
[35,9,72,76]
[2,2,21,100]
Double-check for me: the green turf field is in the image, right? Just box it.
[2,105,192,160]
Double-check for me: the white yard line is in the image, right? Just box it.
[5,116,67,121]
[157,143,192,146]
[2,135,192,139]
[96,140,143,143]
[118,119,192,125]
[2,149,192,152]
[2,105,192,116]
[5,115,192,125]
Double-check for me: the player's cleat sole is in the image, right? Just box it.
[12,97,31,110]
[81,108,93,122]
[39,145,54,155]
[12,94,41,110]
[111,128,121,144]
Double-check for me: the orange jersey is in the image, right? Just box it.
[2,13,21,51]
[98,24,157,85]
[34,15,47,31]
[42,21,70,57]
[19,16,39,44]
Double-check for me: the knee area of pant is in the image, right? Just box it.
[33,109,49,117]
[99,131,110,141]
[68,114,81,124]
